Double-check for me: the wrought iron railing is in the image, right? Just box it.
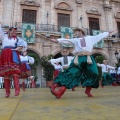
[15,22,60,33]
[15,22,120,38]
[111,33,120,38]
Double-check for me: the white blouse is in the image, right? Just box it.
[57,32,109,54]
[0,26,27,51]
[117,67,120,74]
[50,56,74,67]
[110,69,117,74]
[97,63,115,73]
[20,55,35,64]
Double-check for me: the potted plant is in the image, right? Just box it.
[40,54,55,87]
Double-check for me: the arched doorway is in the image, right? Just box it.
[92,53,107,60]
[27,50,42,87]
[54,52,73,58]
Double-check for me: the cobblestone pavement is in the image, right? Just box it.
[0,86,120,120]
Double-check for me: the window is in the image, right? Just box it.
[58,13,70,31]
[89,17,100,35]
[117,22,120,38]
[22,9,37,24]
[117,22,120,33]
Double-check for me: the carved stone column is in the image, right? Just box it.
[103,0,112,31]
[103,0,114,64]
[2,0,15,26]
[76,0,82,28]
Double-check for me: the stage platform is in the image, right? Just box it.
[0,86,120,120]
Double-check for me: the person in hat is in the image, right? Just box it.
[19,50,35,91]
[0,23,27,98]
[50,27,116,99]
[97,60,118,87]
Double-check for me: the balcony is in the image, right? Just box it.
[15,22,60,34]
[15,22,93,36]
[111,33,120,38]
[15,22,120,38]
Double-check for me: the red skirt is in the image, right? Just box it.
[0,48,20,76]
[54,70,60,79]
[19,62,31,78]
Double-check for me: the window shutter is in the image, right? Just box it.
[89,17,100,35]
[22,9,37,24]
[117,22,120,33]
[58,13,70,31]
[89,17,100,30]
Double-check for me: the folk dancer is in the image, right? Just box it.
[50,47,74,91]
[19,50,35,91]
[97,60,118,87]
[0,24,27,98]
[50,27,115,98]
[116,67,120,85]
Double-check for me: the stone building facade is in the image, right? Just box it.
[0,0,120,87]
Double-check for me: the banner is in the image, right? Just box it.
[22,23,35,43]
[93,30,104,48]
[60,27,73,39]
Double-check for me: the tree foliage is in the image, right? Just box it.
[40,54,55,81]
[95,55,105,80]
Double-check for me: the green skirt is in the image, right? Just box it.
[102,73,114,86]
[54,55,99,89]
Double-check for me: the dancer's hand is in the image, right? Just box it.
[50,39,58,43]
[11,46,23,51]
[11,49,16,51]
[109,30,117,34]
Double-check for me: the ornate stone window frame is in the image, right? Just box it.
[86,7,101,30]
[54,2,73,27]
[87,14,102,31]
[115,12,120,35]
[54,1,73,11]
[20,0,40,24]
[86,6,101,16]
[20,0,40,7]
[115,11,120,19]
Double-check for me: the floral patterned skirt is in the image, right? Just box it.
[0,48,20,76]
[19,62,31,78]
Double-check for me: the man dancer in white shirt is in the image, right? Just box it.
[97,60,117,87]
[50,27,115,99]
[50,48,75,91]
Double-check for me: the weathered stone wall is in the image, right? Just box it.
[0,0,120,86]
